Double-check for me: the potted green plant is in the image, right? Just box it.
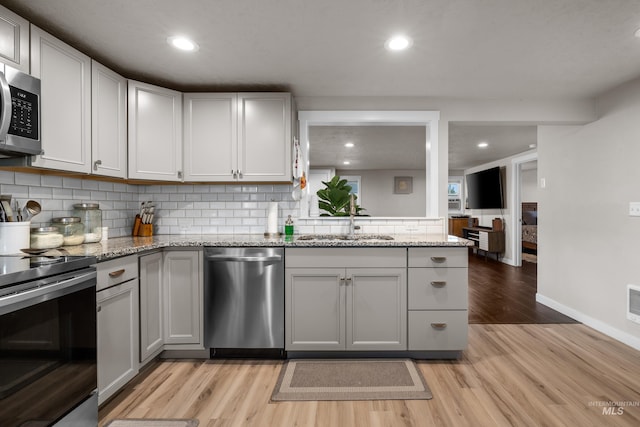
[316,176,366,216]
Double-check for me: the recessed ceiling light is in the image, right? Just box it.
[634,28,640,38]
[385,35,412,51]
[477,142,489,148]
[343,161,351,165]
[529,143,537,148]
[345,142,354,148]
[167,36,199,52]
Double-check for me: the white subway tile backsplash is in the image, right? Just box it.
[16,172,41,186]
[0,172,14,184]
[0,171,446,238]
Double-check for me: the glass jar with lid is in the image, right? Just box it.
[51,217,85,246]
[30,226,64,250]
[72,203,102,243]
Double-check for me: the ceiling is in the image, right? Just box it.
[309,126,426,170]
[448,124,537,170]
[4,0,639,168]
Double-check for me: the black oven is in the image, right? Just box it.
[0,255,97,427]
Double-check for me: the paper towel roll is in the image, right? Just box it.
[267,201,278,234]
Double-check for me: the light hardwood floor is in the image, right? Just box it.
[99,324,640,427]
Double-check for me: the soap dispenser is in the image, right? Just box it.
[285,215,294,236]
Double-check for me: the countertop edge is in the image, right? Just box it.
[65,234,474,261]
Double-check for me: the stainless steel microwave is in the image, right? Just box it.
[0,66,41,157]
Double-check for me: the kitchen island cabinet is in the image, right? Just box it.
[285,248,407,351]
[407,247,468,351]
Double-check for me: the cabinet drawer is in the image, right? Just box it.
[408,310,468,351]
[408,247,468,268]
[408,268,468,310]
[97,255,138,291]
[286,248,406,268]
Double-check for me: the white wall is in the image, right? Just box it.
[521,167,539,203]
[295,96,596,222]
[537,77,640,350]
[336,169,425,217]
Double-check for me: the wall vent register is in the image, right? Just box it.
[628,284,640,324]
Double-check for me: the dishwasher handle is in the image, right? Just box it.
[205,254,282,262]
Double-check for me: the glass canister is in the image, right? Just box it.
[30,226,64,249]
[73,203,102,243]
[51,217,85,246]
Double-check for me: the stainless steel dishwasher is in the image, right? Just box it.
[204,247,284,356]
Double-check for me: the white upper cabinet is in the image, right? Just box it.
[30,25,92,173]
[128,80,183,181]
[183,92,292,182]
[92,60,127,178]
[0,5,29,73]
[183,93,237,181]
[237,93,292,181]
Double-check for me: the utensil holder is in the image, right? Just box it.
[138,223,153,237]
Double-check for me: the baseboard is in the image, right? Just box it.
[536,293,640,351]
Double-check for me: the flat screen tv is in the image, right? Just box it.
[466,167,504,209]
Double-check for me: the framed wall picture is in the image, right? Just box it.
[394,176,413,194]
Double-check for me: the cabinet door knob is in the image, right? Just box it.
[430,256,447,263]
[109,269,125,278]
[177,170,183,180]
[345,277,352,285]
[431,323,447,329]
[93,159,102,171]
[430,281,447,287]
[238,170,243,179]
[97,306,102,312]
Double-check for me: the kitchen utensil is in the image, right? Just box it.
[23,200,41,221]
[0,195,13,221]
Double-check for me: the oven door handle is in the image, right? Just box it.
[0,270,97,315]
[0,71,12,139]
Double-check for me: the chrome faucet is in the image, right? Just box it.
[349,193,360,236]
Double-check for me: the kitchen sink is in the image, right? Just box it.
[296,234,394,241]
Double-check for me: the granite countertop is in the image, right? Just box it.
[58,233,473,261]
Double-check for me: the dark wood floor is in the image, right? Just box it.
[468,252,577,324]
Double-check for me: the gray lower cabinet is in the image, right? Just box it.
[285,248,407,351]
[407,247,468,351]
[139,251,164,365]
[162,250,203,347]
[96,256,139,405]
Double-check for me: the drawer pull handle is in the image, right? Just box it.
[431,323,447,329]
[430,256,447,263]
[109,269,126,278]
[431,281,447,287]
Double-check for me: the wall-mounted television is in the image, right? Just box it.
[465,166,504,209]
